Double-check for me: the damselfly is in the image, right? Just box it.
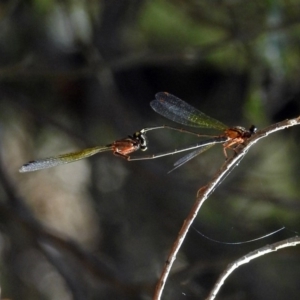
[19,93,256,173]
[19,125,211,172]
[148,92,256,169]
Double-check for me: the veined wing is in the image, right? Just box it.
[168,145,214,173]
[168,136,228,173]
[151,92,227,131]
[19,145,112,172]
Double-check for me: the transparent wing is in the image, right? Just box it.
[151,92,227,130]
[168,136,228,173]
[168,145,214,173]
[19,145,112,172]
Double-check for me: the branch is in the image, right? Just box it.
[153,115,300,300]
[206,236,300,300]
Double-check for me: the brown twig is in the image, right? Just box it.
[153,115,300,300]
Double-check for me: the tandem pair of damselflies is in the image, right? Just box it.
[19,92,256,173]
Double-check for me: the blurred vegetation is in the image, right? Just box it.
[0,0,299,299]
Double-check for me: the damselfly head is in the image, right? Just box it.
[249,125,257,134]
[240,125,257,138]
[132,130,148,151]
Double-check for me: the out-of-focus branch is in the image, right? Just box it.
[0,164,151,297]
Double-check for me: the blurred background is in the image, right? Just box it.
[0,0,300,299]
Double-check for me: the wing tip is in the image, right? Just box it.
[19,163,32,173]
[155,91,170,98]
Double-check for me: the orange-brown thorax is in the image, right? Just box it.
[112,138,141,156]
[111,131,148,158]
[222,125,256,157]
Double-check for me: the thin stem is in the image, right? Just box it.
[206,236,300,300]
